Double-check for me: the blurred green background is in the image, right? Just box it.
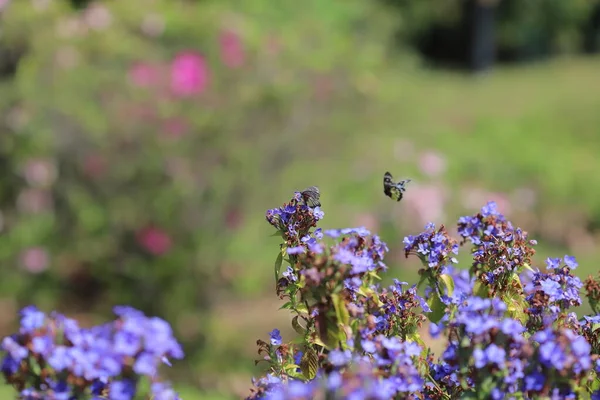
[1,0,600,398]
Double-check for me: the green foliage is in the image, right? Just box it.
[0,0,404,382]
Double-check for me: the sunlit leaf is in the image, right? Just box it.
[426,291,446,323]
[439,273,455,297]
[274,251,283,283]
[300,347,319,380]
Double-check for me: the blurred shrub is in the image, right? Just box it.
[383,0,600,62]
[0,0,403,380]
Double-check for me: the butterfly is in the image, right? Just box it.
[383,172,411,202]
[300,186,321,208]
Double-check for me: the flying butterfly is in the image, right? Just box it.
[300,186,321,208]
[383,172,411,202]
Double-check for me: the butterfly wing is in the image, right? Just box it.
[383,172,411,202]
[383,172,401,201]
[301,186,321,208]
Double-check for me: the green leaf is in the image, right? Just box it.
[296,303,308,314]
[300,347,319,380]
[439,274,455,297]
[286,370,306,380]
[283,363,301,373]
[503,291,528,325]
[417,270,429,289]
[406,331,425,347]
[426,291,446,323]
[331,294,350,326]
[274,252,283,283]
[459,390,478,399]
[522,262,535,273]
[292,316,305,335]
[279,301,292,310]
[473,281,489,298]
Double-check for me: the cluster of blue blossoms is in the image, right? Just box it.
[1,305,183,399]
[250,193,600,400]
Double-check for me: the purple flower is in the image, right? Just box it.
[133,352,157,376]
[328,349,352,367]
[313,207,325,220]
[564,255,578,269]
[1,337,28,362]
[545,257,561,270]
[109,379,137,400]
[287,246,305,255]
[269,329,282,346]
[19,306,45,334]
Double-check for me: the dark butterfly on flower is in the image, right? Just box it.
[300,186,321,208]
[383,172,411,202]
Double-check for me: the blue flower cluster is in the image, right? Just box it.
[403,223,458,272]
[458,201,537,294]
[252,190,600,400]
[251,335,424,400]
[361,280,431,340]
[525,256,583,329]
[266,195,324,249]
[1,305,183,400]
[457,201,507,245]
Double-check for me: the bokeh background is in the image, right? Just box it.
[1,0,600,398]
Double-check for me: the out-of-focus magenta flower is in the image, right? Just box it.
[418,150,447,177]
[22,158,57,188]
[141,13,165,37]
[405,184,448,226]
[226,207,243,230]
[163,118,189,139]
[82,3,112,31]
[82,154,107,179]
[169,51,209,97]
[129,62,161,88]
[0,0,10,12]
[219,30,245,68]
[137,226,172,256]
[20,247,50,274]
[17,189,52,214]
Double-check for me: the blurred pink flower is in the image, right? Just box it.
[82,154,107,178]
[137,226,172,256]
[22,158,57,188]
[20,247,49,274]
[404,184,448,226]
[0,0,10,12]
[129,62,161,88]
[418,150,447,177]
[141,13,165,37]
[31,0,50,11]
[170,51,209,97]
[17,189,52,214]
[226,207,243,230]
[163,118,189,138]
[354,213,379,233]
[83,3,112,31]
[219,30,245,68]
